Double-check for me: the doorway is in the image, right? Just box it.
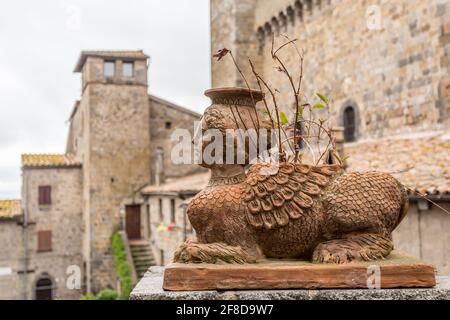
[35,277,53,300]
[126,205,141,240]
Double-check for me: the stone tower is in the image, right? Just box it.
[210,0,260,88]
[74,51,151,292]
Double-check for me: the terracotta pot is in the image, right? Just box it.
[203,87,264,132]
[199,87,270,168]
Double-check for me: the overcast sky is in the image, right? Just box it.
[0,0,211,198]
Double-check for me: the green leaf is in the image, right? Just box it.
[316,93,328,104]
[313,103,325,109]
[279,112,289,125]
[297,104,303,117]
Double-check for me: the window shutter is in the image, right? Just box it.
[38,230,52,252]
[38,187,43,205]
[46,187,51,204]
[38,186,52,205]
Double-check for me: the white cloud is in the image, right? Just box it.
[0,0,211,197]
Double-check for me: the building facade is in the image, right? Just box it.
[0,51,203,299]
[211,0,450,137]
[141,171,210,266]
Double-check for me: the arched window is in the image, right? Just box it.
[35,276,53,300]
[343,106,356,142]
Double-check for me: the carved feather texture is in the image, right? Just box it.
[244,163,342,230]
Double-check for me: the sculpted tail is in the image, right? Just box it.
[394,181,409,230]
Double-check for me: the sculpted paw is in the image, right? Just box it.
[312,243,356,264]
[173,241,256,264]
[173,240,203,263]
[312,234,394,264]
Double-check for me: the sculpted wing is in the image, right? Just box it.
[243,162,342,230]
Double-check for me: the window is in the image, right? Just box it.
[343,106,357,142]
[165,122,172,129]
[38,186,51,205]
[35,276,53,300]
[158,198,163,222]
[170,199,176,224]
[104,60,115,77]
[37,230,52,252]
[122,61,134,77]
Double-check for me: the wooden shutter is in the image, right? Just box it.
[38,186,51,205]
[38,230,52,252]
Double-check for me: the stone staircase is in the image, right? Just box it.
[129,241,156,279]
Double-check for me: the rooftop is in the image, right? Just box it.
[141,131,449,197]
[142,171,210,195]
[74,50,149,72]
[22,154,81,169]
[149,95,202,118]
[346,131,450,195]
[0,200,21,219]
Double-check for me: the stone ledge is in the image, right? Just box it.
[163,253,436,291]
[130,267,450,300]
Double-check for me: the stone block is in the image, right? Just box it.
[162,253,436,291]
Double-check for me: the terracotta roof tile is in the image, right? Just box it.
[142,132,449,196]
[22,154,81,168]
[345,131,450,195]
[0,200,21,219]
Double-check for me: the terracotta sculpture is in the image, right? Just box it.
[174,88,409,265]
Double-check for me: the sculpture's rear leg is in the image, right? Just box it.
[173,240,259,264]
[312,233,394,264]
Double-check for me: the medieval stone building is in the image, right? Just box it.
[210,0,450,275]
[1,0,450,300]
[0,51,202,299]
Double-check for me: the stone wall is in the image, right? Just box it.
[82,57,148,91]
[211,0,450,139]
[80,80,151,292]
[149,97,202,184]
[394,202,450,276]
[147,195,194,266]
[0,221,24,299]
[210,0,261,88]
[66,101,84,160]
[21,167,84,299]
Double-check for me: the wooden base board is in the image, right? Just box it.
[163,252,436,291]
